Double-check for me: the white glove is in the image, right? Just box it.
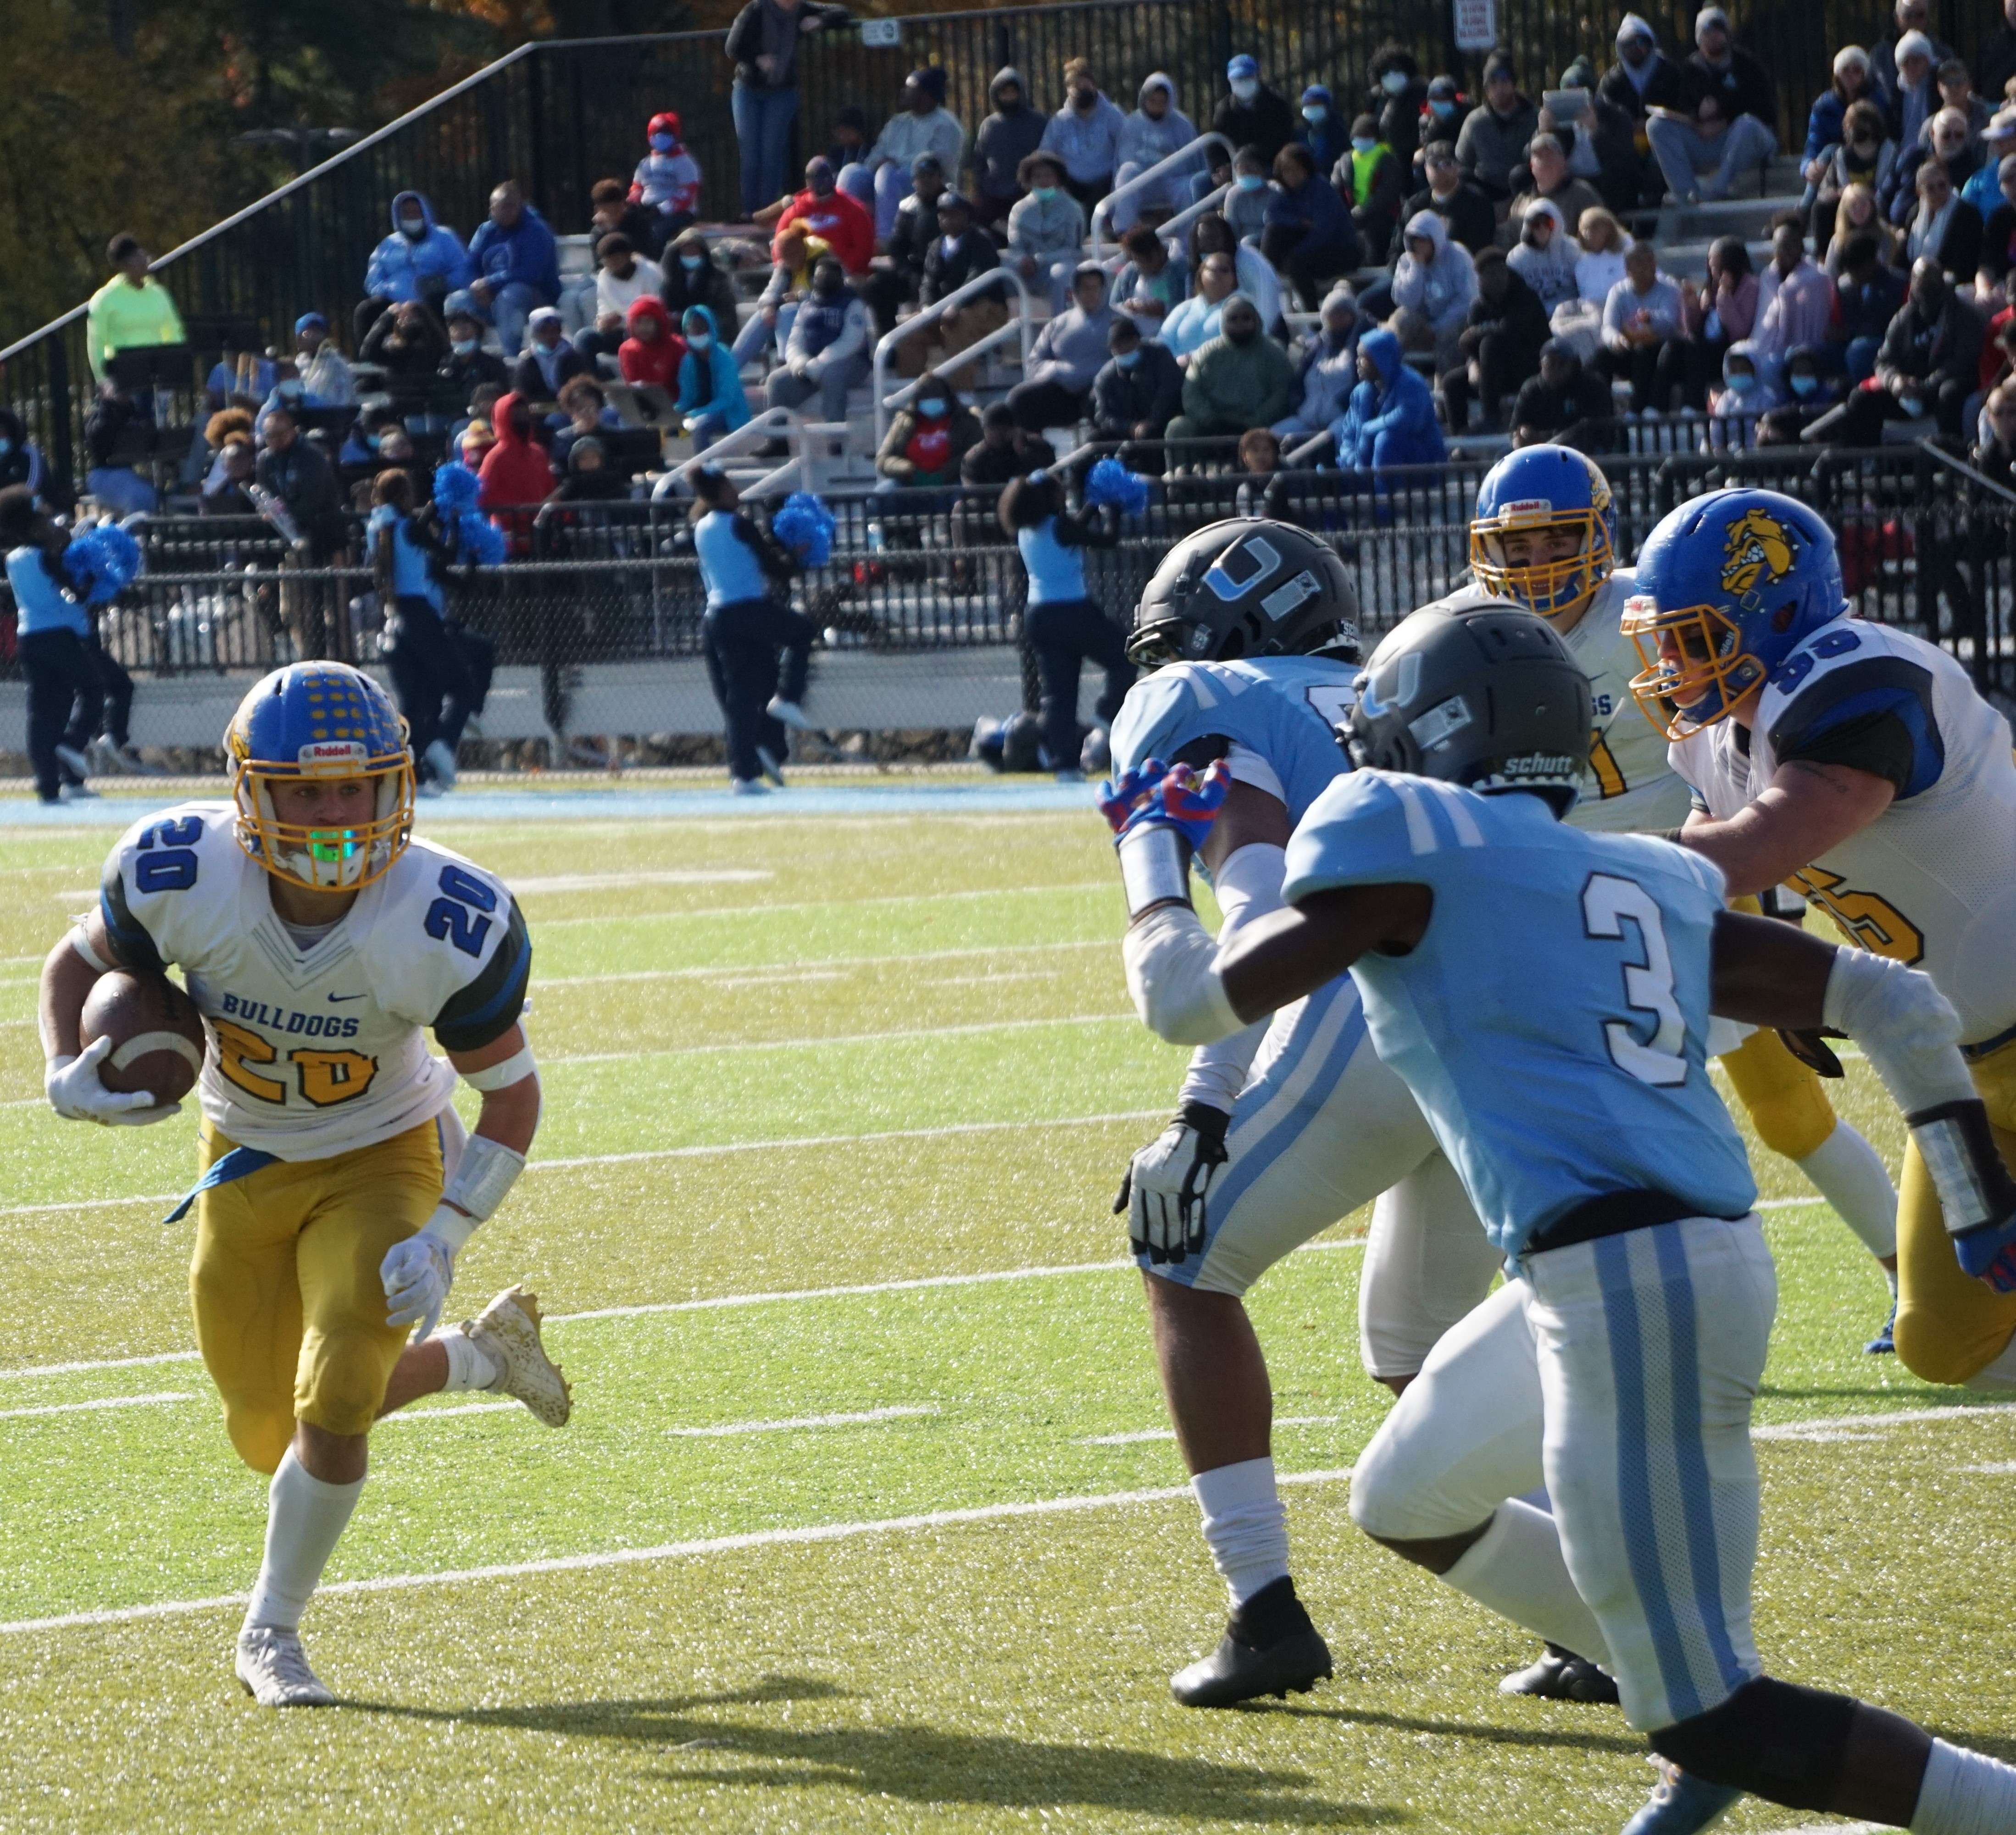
[45,1038,181,1126]
[1115,1106,1231,1266]
[381,1229,455,1338]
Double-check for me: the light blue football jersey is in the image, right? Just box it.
[1108,657,1355,827]
[1281,772,1758,1257]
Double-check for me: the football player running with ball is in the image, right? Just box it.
[1113,603,2016,1835]
[1101,519,1504,1707]
[38,662,569,1708]
[1629,487,2016,1391]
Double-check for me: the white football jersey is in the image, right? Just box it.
[1670,620,2016,1044]
[99,802,529,1160]
[1420,571,1695,833]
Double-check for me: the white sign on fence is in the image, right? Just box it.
[859,18,903,48]
[1453,0,1498,52]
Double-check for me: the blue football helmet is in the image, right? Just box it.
[1622,487,1846,740]
[225,662,415,891]
[1469,445,1617,621]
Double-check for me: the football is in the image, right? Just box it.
[79,971,207,1105]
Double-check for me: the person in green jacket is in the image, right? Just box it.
[1162,295,1297,462]
[85,235,186,384]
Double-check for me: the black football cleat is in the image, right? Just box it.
[1170,1576,1333,1708]
[1499,1642,1620,1704]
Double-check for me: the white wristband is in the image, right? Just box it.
[439,1132,527,1234]
[1117,823,1190,920]
[69,927,112,974]
[462,1043,537,1091]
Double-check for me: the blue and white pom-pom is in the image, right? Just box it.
[457,510,507,565]
[432,461,506,563]
[773,490,835,567]
[1084,456,1150,517]
[433,460,482,515]
[61,523,144,605]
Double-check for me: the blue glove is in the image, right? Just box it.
[1117,759,1232,852]
[1954,1216,2016,1292]
[1097,758,1170,835]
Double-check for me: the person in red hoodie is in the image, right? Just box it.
[476,391,556,554]
[619,296,686,387]
[772,157,874,275]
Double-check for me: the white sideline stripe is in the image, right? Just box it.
[537,881,1111,930]
[534,940,1108,990]
[0,1106,1173,1221]
[8,1404,2013,1635]
[0,1391,196,1421]
[1753,1403,2016,1441]
[0,1466,1362,1634]
[667,1405,937,1438]
[546,1012,1133,1067]
[1961,1462,2016,1474]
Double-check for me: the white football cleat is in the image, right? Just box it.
[765,695,811,730]
[235,1625,336,1707]
[54,742,93,782]
[465,1285,572,1428]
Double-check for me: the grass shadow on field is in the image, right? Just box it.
[350,1673,1409,1824]
[1265,1703,1644,1757]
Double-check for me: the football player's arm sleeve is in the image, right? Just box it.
[431,900,532,1053]
[1179,838,1285,1112]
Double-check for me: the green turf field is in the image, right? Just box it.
[1,794,2012,1834]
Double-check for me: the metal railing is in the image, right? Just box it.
[1088,132,1231,266]
[871,267,1034,448]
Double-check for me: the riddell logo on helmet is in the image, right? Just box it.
[297,740,369,770]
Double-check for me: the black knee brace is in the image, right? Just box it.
[1649,1676,1858,1812]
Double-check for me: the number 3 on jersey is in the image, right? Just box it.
[1582,873,1688,1086]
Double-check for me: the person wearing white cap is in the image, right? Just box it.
[1599,16,1686,205]
[1965,111,2016,221]
[1870,0,1951,114]
[1644,6,1777,203]
[1887,31,1941,153]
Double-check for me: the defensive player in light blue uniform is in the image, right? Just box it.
[1102,518,1501,1708]
[1109,603,2016,1834]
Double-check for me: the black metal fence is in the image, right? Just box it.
[2,0,1988,494]
[46,449,2016,717]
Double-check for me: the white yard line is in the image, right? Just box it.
[0,1391,196,1422]
[666,1405,938,1438]
[545,1012,1133,1067]
[1083,1414,1337,1447]
[535,881,1111,930]
[511,871,773,893]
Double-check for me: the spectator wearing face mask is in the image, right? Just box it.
[1440,247,1549,432]
[629,112,701,250]
[1007,154,1088,312]
[1165,294,1296,456]
[1906,156,1983,283]
[439,298,509,402]
[876,373,981,489]
[1807,256,1982,439]
[1111,74,1203,234]
[766,256,871,422]
[1402,140,1495,254]
[1420,77,1472,155]
[1510,337,1615,451]
[1092,316,1184,468]
[511,308,589,404]
[1706,339,1782,441]
[1296,86,1349,177]
[1006,263,1115,429]
[618,296,685,388]
[773,158,874,274]
[1455,55,1539,201]
[359,191,474,346]
[1039,61,1127,210]
[1366,44,1428,169]
[1223,145,1273,244]
[1330,325,1446,470]
[1646,8,1777,205]
[1599,240,1689,411]
[1215,56,1296,166]
[970,68,1044,229]
[1335,114,1405,264]
[674,305,750,450]
[1870,0,1950,115]
[1755,342,1842,440]
[661,228,741,328]
[844,69,967,238]
[1389,208,1479,368]
[1265,143,1361,309]
[1275,284,1364,435]
[1505,197,1581,314]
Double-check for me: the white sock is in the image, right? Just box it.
[1191,1456,1290,1608]
[1797,1123,1899,1261]
[1910,1737,2016,1833]
[1442,1499,1612,1667]
[438,1327,502,1392]
[242,1450,365,1634]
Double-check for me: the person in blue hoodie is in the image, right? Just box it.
[1000,468,1129,781]
[1328,324,1445,472]
[466,182,561,357]
[358,191,474,346]
[674,305,751,450]
[1294,84,1349,175]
